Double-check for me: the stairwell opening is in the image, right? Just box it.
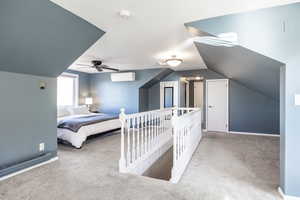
[142,147,173,181]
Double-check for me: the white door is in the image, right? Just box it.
[194,81,203,108]
[206,79,228,132]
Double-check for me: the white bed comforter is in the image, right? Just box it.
[57,113,121,148]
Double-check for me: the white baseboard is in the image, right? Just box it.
[229,131,280,137]
[278,187,300,200]
[0,157,58,182]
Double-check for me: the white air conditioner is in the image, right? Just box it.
[111,72,136,82]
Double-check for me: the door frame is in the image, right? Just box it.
[193,81,204,108]
[205,79,229,132]
[160,81,179,109]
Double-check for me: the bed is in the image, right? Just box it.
[57,106,121,148]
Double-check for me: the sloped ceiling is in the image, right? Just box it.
[185,3,300,100]
[195,43,283,100]
[186,2,300,63]
[0,0,105,77]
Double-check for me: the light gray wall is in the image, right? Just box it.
[0,71,57,171]
[148,69,279,134]
[187,3,300,196]
[0,0,104,77]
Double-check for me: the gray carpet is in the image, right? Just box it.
[0,131,281,200]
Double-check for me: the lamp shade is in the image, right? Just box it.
[85,97,93,105]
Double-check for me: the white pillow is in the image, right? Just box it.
[70,106,90,115]
[57,107,71,117]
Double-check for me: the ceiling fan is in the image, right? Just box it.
[76,60,120,72]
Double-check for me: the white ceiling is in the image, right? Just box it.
[51,0,299,73]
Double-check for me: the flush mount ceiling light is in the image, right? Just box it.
[165,55,183,67]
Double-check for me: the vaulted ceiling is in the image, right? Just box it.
[51,0,299,73]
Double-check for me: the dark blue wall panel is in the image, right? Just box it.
[0,0,105,77]
[0,71,57,173]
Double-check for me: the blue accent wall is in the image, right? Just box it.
[187,3,300,196]
[0,71,57,172]
[0,0,105,77]
[89,69,164,114]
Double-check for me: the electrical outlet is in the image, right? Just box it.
[39,143,45,152]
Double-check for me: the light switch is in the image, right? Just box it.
[295,94,300,106]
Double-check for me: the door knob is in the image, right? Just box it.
[208,105,213,108]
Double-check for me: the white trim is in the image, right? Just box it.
[202,129,208,132]
[278,187,300,200]
[0,157,58,182]
[205,79,229,133]
[230,131,280,137]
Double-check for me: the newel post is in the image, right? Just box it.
[119,108,126,172]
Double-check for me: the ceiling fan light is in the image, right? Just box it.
[165,56,183,67]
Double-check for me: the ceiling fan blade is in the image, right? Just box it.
[95,66,104,72]
[101,65,120,72]
[76,63,93,67]
[76,66,92,69]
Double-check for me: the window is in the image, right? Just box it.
[57,73,78,106]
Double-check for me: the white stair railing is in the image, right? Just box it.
[170,108,202,183]
[119,108,173,174]
[119,107,202,183]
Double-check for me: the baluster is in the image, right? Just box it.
[154,113,158,146]
[119,108,126,172]
[132,117,136,161]
[145,114,148,153]
[159,113,162,137]
[127,118,131,164]
[150,113,153,150]
[178,130,180,159]
[183,128,186,153]
[137,116,140,159]
[146,113,149,153]
[180,129,183,158]
[141,115,144,156]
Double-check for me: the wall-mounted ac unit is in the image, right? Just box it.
[111,72,136,82]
